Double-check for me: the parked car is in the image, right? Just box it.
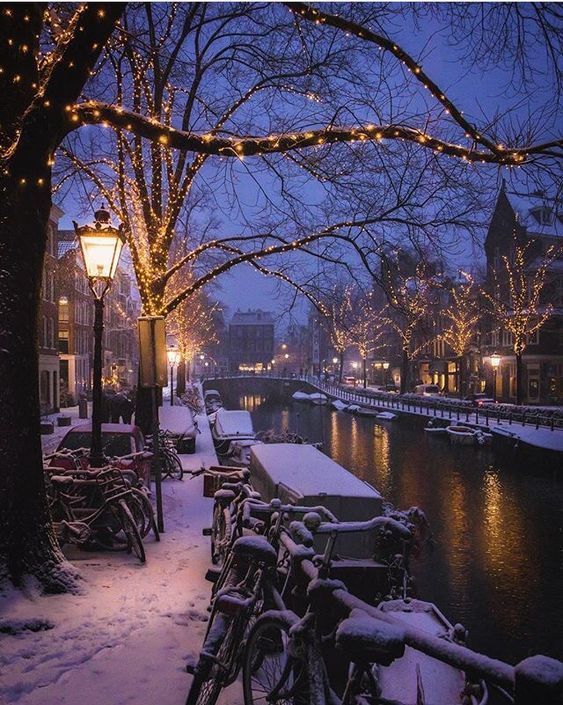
[465,393,497,407]
[343,376,357,386]
[414,383,441,397]
[53,422,152,486]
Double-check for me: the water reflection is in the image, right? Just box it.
[230,394,563,663]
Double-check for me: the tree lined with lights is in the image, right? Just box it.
[482,235,558,405]
[322,285,354,383]
[1,3,561,590]
[381,258,437,393]
[440,273,481,398]
[349,293,387,388]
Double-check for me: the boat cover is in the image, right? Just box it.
[249,443,382,557]
[214,409,254,439]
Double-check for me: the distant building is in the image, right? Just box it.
[228,309,275,372]
[483,186,562,404]
[38,206,63,414]
[57,230,94,404]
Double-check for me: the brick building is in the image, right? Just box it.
[483,185,562,404]
[38,205,63,414]
[228,309,275,372]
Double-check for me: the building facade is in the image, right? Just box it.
[483,186,562,404]
[228,309,275,372]
[38,206,63,414]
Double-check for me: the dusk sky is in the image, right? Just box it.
[56,3,559,324]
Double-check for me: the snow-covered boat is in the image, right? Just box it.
[227,438,262,466]
[346,404,362,413]
[211,408,255,455]
[331,399,348,411]
[204,389,223,415]
[292,391,310,402]
[309,392,328,405]
[424,423,449,436]
[374,598,487,705]
[446,425,478,446]
[249,443,382,558]
[376,411,397,421]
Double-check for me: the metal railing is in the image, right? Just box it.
[202,373,563,431]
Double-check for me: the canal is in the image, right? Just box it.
[226,392,563,665]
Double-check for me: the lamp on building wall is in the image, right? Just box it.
[167,346,180,406]
[490,353,502,402]
[74,205,125,467]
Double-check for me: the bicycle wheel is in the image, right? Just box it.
[162,448,183,480]
[186,613,240,705]
[243,613,307,705]
[117,499,146,563]
[211,504,231,565]
[130,488,160,541]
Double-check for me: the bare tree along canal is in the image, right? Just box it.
[228,392,563,665]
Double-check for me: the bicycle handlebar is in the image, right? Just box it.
[301,515,411,539]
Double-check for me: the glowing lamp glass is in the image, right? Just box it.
[490,353,501,369]
[79,232,124,280]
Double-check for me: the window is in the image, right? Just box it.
[59,330,69,354]
[491,328,500,347]
[59,297,69,323]
[502,329,513,347]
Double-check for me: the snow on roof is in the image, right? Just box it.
[250,443,381,499]
[230,309,274,325]
[505,191,562,238]
[214,409,254,437]
[58,240,78,258]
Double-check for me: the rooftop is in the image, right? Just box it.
[505,191,562,239]
[230,308,274,326]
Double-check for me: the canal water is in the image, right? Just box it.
[227,392,563,665]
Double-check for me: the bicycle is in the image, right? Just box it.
[242,515,412,705]
[146,430,184,480]
[48,466,147,562]
[186,503,339,705]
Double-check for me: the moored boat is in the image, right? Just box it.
[446,425,477,446]
[376,411,397,421]
[211,408,256,456]
[374,598,487,705]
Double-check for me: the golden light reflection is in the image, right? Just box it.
[440,472,470,602]
[372,426,390,493]
[481,469,539,631]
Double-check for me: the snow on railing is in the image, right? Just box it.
[202,373,563,430]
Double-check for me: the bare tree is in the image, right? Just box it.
[349,293,387,388]
[440,273,481,398]
[482,235,558,404]
[1,3,560,591]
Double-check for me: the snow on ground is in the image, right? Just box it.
[489,424,563,451]
[1,399,243,705]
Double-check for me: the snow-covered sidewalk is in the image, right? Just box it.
[2,405,243,705]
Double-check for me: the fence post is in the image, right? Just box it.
[514,655,563,705]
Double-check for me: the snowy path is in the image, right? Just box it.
[3,404,244,705]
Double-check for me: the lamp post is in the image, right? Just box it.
[167,346,180,406]
[490,353,501,402]
[383,361,390,387]
[75,205,125,467]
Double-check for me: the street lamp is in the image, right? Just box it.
[75,205,125,467]
[383,361,390,386]
[490,353,501,402]
[167,346,180,406]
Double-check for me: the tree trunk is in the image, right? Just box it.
[0,170,80,592]
[339,352,344,383]
[516,351,524,405]
[400,348,409,394]
[458,355,464,399]
[362,357,367,389]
